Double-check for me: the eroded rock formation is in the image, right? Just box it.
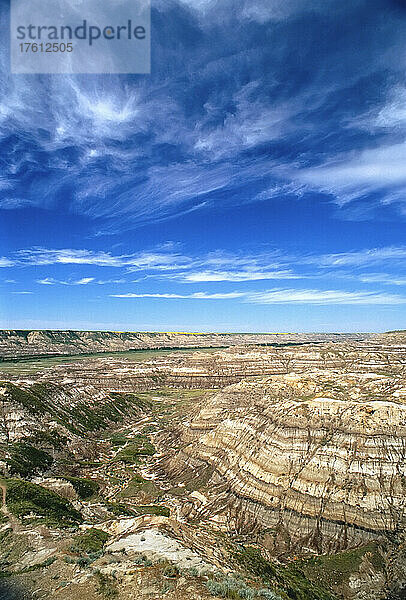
[165,372,406,554]
[0,329,369,360]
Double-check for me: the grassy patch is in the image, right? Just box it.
[109,432,131,447]
[105,500,169,517]
[234,546,337,600]
[108,391,152,411]
[118,474,160,499]
[0,528,31,574]
[104,501,138,517]
[134,505,170,517]
[3,478,82,528]
[1,381,153,437]
[114,434,156,464]
[299,543,385,589]
[70,528,110,555]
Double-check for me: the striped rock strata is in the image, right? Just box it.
[166,372,406,553]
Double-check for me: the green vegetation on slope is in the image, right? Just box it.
[118,473,161,499]
[58,476,100,499]
[1,381,48,414]
[3,478,82,528]
[299,543,385,590]
[234,546,337,600]
[1,382,152,435]
[114,434,156,464]
[26,428,68,450]
[6,442,53,478]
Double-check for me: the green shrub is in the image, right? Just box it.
[70,528,110,555]
[94,571,118,598]
[206,577,282,600]
[19,556,57,573]
[132,554,152,567]
[206,577,242,599]
[163,564,179,578]
[233,547,277,581]
[160,581,175,594]
[76,556,92,567]
[258,591,282,599]
[183,566,199,577]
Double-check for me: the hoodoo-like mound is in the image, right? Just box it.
[166,372,406,553]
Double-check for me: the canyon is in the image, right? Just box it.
[0,330,370,361]
[0,330,405,600]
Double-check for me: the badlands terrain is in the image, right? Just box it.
[0,330,405,600]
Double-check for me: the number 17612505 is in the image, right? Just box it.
[19,42,73,52]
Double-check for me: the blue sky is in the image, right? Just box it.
[1,0,406,332]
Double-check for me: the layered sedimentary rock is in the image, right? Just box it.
[0,329,369,360]
[166,372,406,553]
[6,335,405,394]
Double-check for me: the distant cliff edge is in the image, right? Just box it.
[0,329,370,361]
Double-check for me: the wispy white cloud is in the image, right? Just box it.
[7,244,406,286]
[350,85,406,132]
[110,292,246,299]
[298,142,406,207]
[0,0,405,232]
[173,269,299,282]
[247,288,406,305]
[194,82,296,160]
[23,248,128,267]
[37,277,94,286]
[36,276,121,286]
[75,277,95,285]
[96,279,127,285]
[111,287,406,305]
[310,246,406,267]
[0,257,14,267]
[17,247,189,270]
[12,291,33,295]
[357,273,406,286]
